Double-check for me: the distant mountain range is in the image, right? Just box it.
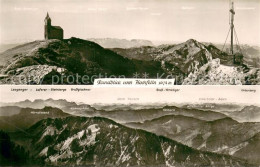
[229,105,260,122]
[182,103,244,112]
[1,99,260,165]
[87,38,154,48]
[1,99,259,123]
[183,104,260,122]
[0,44,23,53]
[0,98,77,109]
[0,38,259,84]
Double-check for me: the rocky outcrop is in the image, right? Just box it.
[113,39,219,77]
[183,58,260,85]
[0,65,65,84]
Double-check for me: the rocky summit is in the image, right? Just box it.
[113,39,260,85]
[0,38,259,85]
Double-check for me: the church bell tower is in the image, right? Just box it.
[44,12,51,39]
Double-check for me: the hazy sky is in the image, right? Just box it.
[0,0,260,45]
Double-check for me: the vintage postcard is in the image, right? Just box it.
[0,0,259,85]
[0,85,260,166]
[0,0,260,167]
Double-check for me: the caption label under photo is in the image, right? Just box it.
[93,78,175,87]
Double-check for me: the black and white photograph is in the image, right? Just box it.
[0,0,260,85]
[1,0,260,167]
[0,86,260,166]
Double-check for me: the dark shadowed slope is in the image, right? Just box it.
[8,116,251,166]
[0,106,70,131]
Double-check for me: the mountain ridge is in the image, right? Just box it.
[0,37,259,84]
[0,37,165,84]
[125,112,260,164]
[112,39,260,85]
[0,106,70,131]
[6,116,252,166]
[87,38,154,48]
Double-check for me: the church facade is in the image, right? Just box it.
[44,13,63,40]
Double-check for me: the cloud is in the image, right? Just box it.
[181,6,195,10]
[236,7,255,10]
[126,7,149,11]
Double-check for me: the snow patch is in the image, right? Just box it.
[213,145,228,153]
[109,124,118,128]
[39,126,57,142]
[78,130,85,139]
[39,147,48,156]
[176,124,181,133]
[163,120,172,125]
[165,146,171,157]
[229,141,249,155]
[197,141,206,150]
[88,124,100,133]
[166,161,175,167]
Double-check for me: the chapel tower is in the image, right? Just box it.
[44,12,63,40]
